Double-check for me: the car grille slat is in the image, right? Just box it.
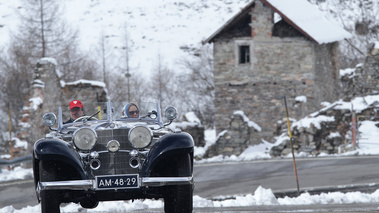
[91,129,138,176]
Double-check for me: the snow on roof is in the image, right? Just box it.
[38,57,57,66]
[63,79,106,88]
[204,0,352,44]
[32,79,45,88]
[263,0,352,44]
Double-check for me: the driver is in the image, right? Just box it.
[64,100,85,124]
[122,103,139,118]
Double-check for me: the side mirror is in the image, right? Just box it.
[43,112,57,127]
[149,110,158,119]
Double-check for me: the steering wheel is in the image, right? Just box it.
[74,116,98,122]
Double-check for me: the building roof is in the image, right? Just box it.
[203,0,352,44]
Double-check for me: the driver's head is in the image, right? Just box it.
[122,103,139,118]
[69,100,85,120]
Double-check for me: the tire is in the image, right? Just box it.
[39,161,61,213]
[164,184,193,213]
[164,154,193,213]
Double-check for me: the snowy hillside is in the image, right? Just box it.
[0,0,251,75]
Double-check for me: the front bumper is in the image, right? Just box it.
[38,176,194,191]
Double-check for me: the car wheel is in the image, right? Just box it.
[39,161,61,213]
[164,184,193,213]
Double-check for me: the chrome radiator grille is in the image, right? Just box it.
[91,129,138,176]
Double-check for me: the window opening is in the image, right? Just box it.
[239,45,250,64]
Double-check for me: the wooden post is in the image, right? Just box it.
[284,96,300,195]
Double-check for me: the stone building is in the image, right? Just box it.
[203,0,351,140]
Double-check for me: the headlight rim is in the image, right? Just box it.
[165,106,178,121]
[73,127,97,151]
[42,112,57,127]
[128,125,153,149]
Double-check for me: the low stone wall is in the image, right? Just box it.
[270,104,351,156]
[270,100,379,157]
[204,111,262,158]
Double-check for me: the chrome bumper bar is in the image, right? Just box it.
[38,176,194,191]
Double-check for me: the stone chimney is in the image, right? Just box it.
[250,1,273,39]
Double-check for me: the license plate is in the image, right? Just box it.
[96,174,139,189]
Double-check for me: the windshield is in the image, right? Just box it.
[43,101,163,128]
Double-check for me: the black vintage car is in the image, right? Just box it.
[32,101,194,213]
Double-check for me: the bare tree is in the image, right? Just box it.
[120,23,132,102]
[108,71,149,104]
[309,0,379,68]
[98,30,110,86]
[12,0,99,81]
[149,54,176,109]
[105,22,151,104]
[176,45,215,127]
[0,37,34,131]
[0,0,100,150]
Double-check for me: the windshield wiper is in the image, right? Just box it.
[88,111,100,120]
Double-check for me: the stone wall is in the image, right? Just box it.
[205,111,261,158]
[270,105,351,156]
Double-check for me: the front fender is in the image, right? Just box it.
[34,139,86,179]
[142,132,194,177]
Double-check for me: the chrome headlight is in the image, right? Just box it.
[73,127,97,151]
[165,106,177,121]
[42,112,57,127]
[128,125,153,149]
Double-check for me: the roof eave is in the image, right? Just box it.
[202,0,256,44]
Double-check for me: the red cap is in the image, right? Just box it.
[69,100,84,109]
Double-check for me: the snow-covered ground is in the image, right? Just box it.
[1,186,379,212]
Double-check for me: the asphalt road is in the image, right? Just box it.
[1,155,379,212]
[194,155,379,198]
